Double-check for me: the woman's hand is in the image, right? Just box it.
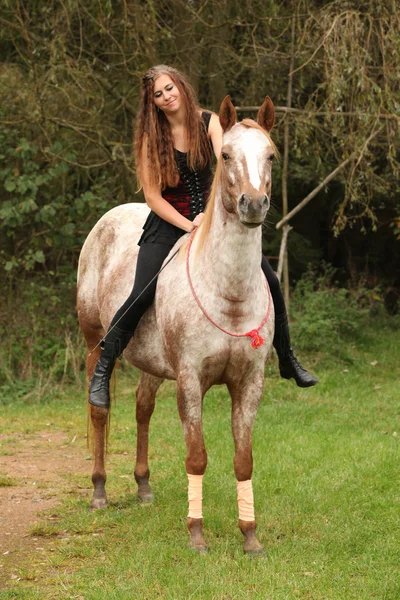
[192,212,205,229]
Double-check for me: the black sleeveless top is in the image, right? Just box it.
[138,112,213,246]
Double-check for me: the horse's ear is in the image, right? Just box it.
[257,96,275,132]
[219,95,237,133]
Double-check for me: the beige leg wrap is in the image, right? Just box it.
[237,479,255,522]
[187,473,203,519]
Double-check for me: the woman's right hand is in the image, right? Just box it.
[192,212,205,229]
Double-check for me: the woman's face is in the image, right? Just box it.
[153,74,182,114]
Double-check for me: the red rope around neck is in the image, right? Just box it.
[186,229,272,349]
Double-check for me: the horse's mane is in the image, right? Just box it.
[194,159,222,256]
[192,119,278,256]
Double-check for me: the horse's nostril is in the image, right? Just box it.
[239,194,249,210]
[263,195,270,209]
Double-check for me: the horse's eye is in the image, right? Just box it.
[222,152,230,161]
[269,153,275,162]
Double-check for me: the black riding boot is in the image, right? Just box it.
[88,325,134,408]
[273,312,318,388]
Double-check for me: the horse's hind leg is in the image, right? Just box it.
[83,331,110,510]
[90,403,109,510]
[134,372,163,503]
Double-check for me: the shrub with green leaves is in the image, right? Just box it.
[290,264,369,357]
[0,121,115,277]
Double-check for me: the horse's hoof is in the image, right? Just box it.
[90,498,107,510]
[137,482,154,503]
[245,547,266,559]
[189,543,208,555]
[137,490,154,504]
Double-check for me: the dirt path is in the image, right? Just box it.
[0,430,91,587]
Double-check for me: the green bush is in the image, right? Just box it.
[0,277,85,403]
[0,120,116,279]
[290,263,370,358]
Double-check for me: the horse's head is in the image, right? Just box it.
[219,96,276,228]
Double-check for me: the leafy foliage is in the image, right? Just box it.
[290,263,372,360]
[0,117,120,276]
[0,278,84,400]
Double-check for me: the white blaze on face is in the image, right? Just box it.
[226,127,272,192]
[223,125,273,195]
[241,130,262,190]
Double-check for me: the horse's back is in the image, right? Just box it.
[77,203,150,332]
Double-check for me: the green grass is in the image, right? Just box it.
[0,322,399,599]
[0,473,17,487]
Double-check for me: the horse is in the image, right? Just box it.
[77,95,277,556]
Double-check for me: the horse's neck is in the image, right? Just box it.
[195,190,263,298]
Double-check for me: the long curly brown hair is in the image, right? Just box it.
[134,65,212,191]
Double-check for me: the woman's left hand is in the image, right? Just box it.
[192,212,205,228]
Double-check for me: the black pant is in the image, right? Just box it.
[110,242,286,334]
[261,255,285,316]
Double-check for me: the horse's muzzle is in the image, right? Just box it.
[238,193,269,227]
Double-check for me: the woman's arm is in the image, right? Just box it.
[142,183,195,233]
[140,147,195,233]
[208,113,223,159]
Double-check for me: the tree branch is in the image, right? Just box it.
[276,225,293,283]
[276,158,352,229]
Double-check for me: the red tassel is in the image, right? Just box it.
[248,329,265,349]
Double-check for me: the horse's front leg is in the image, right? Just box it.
[177,372,208,554]
[228,373,265,557]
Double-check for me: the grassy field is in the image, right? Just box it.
[0,324,399,599]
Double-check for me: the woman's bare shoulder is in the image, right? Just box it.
[199,109,219,137]
[208,113,222,132]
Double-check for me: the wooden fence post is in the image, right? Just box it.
[281,15,296,314]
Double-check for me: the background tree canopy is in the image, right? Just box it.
[0,0,399,385]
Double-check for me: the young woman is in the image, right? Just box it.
[88,65,318,409]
